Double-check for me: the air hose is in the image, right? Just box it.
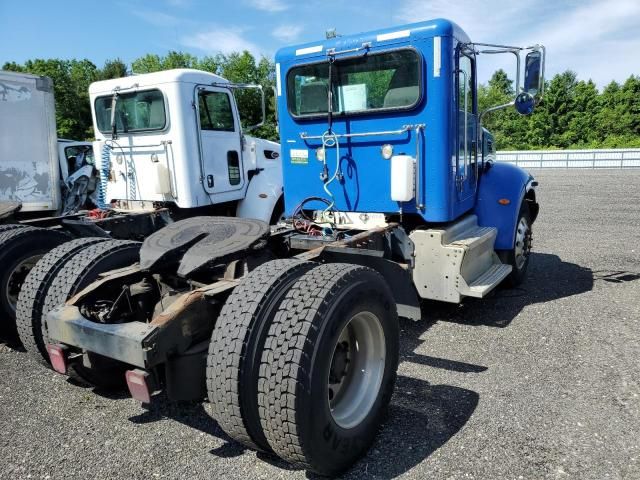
[98,142,112,209]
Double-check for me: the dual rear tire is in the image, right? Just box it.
[0,226,70,336]
[208,261,399,476]
[16,239,141,388]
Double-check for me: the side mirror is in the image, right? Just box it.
[514,92,535,115]
[523,50,543,97]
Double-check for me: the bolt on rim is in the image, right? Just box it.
[327,311,386,429]
[514,216,532,270]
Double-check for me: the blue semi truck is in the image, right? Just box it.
[29,18,542,476]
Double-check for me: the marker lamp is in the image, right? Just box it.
[381,144,394,160]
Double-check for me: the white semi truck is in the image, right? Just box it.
[0,69,282,338]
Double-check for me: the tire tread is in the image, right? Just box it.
[207,259,313,451]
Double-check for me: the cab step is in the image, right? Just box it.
[458,263,512,298]
[409,214,511,303]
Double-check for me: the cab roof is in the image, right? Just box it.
[89,68,228,95]
[276,18,470,62]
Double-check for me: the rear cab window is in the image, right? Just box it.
[287,49,422,118]
[95,89,166,134]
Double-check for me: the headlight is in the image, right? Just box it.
[316,147,326,162]
[381,144,393,160]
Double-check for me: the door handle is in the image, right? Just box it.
[207,175,214,188]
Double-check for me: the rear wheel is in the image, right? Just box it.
[498,201,533,287]
[0,226,70,335]
[258,263,399,476]
[42,239,141,388]
[16,237,109,365]
[207,259,314,451]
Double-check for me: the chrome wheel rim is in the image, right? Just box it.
[514,216,532,270]
[4,254,42,312]
[328,311,386,429]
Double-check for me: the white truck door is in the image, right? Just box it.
[196,87,245,197]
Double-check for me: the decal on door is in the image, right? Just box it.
[290,149,309,165]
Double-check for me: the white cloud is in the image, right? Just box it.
[181,27,265,57]
[394,0,640,88]
[247,0,289,12]
[272,24,303,42]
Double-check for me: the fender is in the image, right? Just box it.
[236,137,283,223]
[473,162,538,250]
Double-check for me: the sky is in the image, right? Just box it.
[1,0,639,89]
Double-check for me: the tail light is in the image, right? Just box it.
[125,369,153,404]
[47,344,69,375]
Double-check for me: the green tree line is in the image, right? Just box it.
[2,52,277,141]
[3,52,640,149]
[479,69,640,149]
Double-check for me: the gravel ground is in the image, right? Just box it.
[1,169,639,479]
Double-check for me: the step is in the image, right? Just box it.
[460,263,512,298]
[448,226,497,251]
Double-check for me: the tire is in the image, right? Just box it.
[498,201,533,287]
[207,259,314,451]
[16,237,109,365]
[258,263,399,476]
[42,239,141,388]
[0,226,70,335]
[0,224,26,234]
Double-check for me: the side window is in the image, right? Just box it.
[227,151,241,186]
[457,54,474,113]
[199,91,235,132]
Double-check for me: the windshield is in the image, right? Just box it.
[95,89,166,134]
[287,49,421,118]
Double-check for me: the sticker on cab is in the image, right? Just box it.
[290,149,309,165]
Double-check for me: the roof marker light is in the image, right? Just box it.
[376,30,410,42]
[296,45,323,56]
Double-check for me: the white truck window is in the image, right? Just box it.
[94,90,166,133]
[198,91,235,132]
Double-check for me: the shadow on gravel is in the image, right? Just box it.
[0,330,24,352]
[127,395,250,458]
[341,376,479,479]
[593,270,640,284]
[423,252,594,328]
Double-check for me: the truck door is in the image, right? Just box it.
[456,49,477,201]
[196,87,245,196]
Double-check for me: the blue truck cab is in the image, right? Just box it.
[275,18,543,296]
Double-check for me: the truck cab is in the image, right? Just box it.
[89,69,283,223]
[275,18,543,298]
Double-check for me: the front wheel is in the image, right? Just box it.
[258,263,399,476]
[498,201,533,287]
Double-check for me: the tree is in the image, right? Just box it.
[4,50,639,148]
[99,58,128,80]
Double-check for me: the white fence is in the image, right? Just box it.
[495,149,640,168]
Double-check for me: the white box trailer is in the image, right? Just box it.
[0,71,61,212]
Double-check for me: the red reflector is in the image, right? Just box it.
[126,369,152,404]
[47,344,68,374]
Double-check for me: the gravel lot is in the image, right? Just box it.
[1,169,639,479]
